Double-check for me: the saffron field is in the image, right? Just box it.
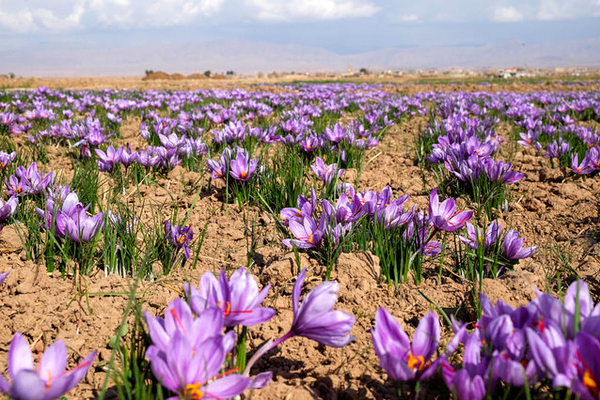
[0,79,599,399]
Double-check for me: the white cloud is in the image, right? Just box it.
[493,6,524,22]
[246,0,380,21]
[34,2,85,31]
[0,7,35,33]
[89,0,134,25]
[0,1,84,32]
[400,14,419,22]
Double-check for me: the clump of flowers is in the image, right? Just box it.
[456,221,537,278]
[37,192,104,244]
[6,162,54,197]
[281,186,473,283]
[145,267,355,399]
[206,146,261,204]
[371,280,600,400]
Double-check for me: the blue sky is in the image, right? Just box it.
[1,0,599,75]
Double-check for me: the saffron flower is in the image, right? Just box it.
[428,188,473,232]
[95,146,123,172]
[311,157,344,184]
[229,152,258,181]
[371,308,440,382]
[165,221,193,259]
[278,268,355,347]
[503,229,537,261]
[0,150,16,171]
[207,156,227,180]
[146,330,250,400]
[145,300,252,400]
[0,332,96,400]
[185,267,276,327]
[0,196,18,227]
[59,207,104,244]
[458,221,502,250]
[282,216,324,249]
[572,153,594,175]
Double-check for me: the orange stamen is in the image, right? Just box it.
[407,354,425,371]
[583,370,599,397]
[184,383,204,399]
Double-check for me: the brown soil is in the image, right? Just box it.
[0,79,598,400]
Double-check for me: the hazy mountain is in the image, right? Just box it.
[3,37,600,77]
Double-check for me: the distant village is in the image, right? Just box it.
[265,65,599,80]
[137,65,600,82]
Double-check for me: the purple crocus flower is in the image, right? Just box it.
[503,229,537,261]
[0,151,16,171]
[137,147,160,170]
[185,267,275,327]
[207,156,227,180]
[482,159,524,184]
[229,152,258,181]
[458,221,502,250]
[311,157,344,184]
[371,308,440,382]
[95,146,123,172]
[118,144,138,168]
[517,130,541,149]
[282,216,324,249]
[145,301,250,400]
[276,268,355,347]
[0,332,96,400]
[0,196,18,226]
[428,188,473,232]
[147,331,250,400]
[572,153,594,175]
[62,208,104,244]
[12,162,54,195]
[5,176,25,197]
[165,221,193,259]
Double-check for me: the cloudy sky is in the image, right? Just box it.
[1,0,599,75]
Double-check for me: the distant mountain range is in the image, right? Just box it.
[3,37,600,77]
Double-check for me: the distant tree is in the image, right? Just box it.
[144,70,154,76]
[359,68,369,75]
[226,70,235,76]
[204,70,212,77]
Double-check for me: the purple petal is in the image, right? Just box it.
[412,312,440,360]
[250,371,272,389]
[38,340,68,382]
[8,333,33,381]
[204,374,251,399]
[292,268,306,316]
[44,351,96,400]
[10,370,46,400]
